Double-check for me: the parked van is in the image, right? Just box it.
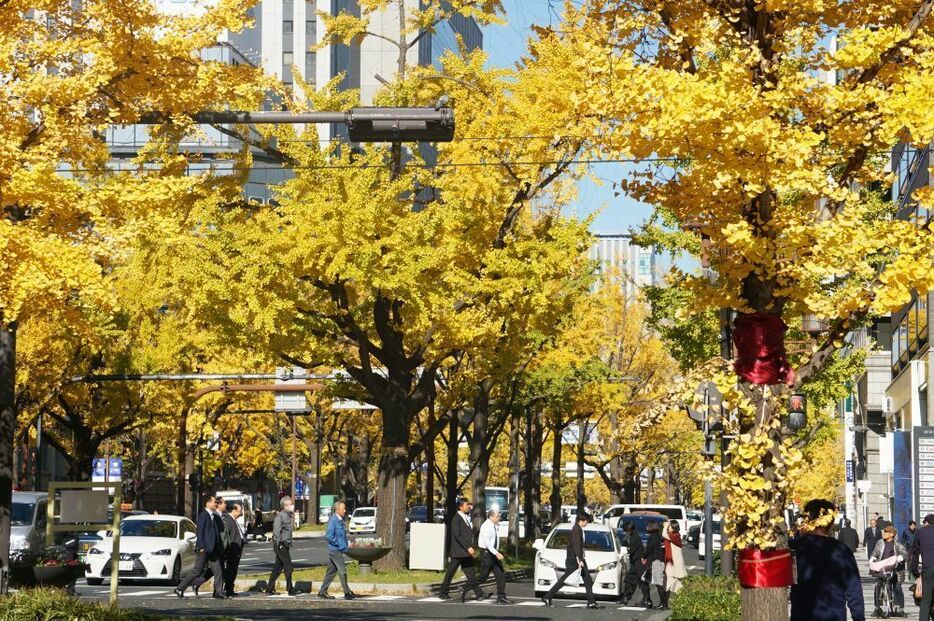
[10,491,49,553]
[601,504,688,533]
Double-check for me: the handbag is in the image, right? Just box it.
[566,568,583,587]
[914,576,923,600]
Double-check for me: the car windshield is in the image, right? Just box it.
[703,521,722,534]
[121,520,177,538]
[407,507,427,519]
[12,502,35,526]
[354,509,375,518]
[547,529,616,552]
[604,508,625,519]
[630,507,684,521]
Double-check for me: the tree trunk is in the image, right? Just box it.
[445,411,459,520]
[741,587,788,621]
[622,456,637,503]
[0,325,17,571]
[646,465,655,504]
[469,385,489,529]
[507,406,520,551]
[175,407,188,516]
[576,418,586,513]
[550,420,563,526]
[608,413,623,504]
[374,410,410,571]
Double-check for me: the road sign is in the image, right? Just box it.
[687,381,723,423]
[275,366,308,413]
[92,458,123,482]
[915,428,934,516]
[846,460,854,483]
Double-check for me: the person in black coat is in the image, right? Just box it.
[864,518,879,560]
[837,519,859,553]
[437,498,484,601]
[176,495,226,599]
[542,512,601,609]
[619,521,651,607]
[222,503,246,596]
[644,520,667,610]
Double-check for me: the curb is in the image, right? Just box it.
[234,568,533,596]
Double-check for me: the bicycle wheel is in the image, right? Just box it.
[882,575,895,618]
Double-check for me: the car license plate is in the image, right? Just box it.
[118,561,133,571]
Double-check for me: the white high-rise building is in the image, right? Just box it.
[588,234,661,298]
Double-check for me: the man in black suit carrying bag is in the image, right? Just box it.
[542,511,602,609]
[176,495,226,599]
[222,503,246,596]
[437,498,484,601]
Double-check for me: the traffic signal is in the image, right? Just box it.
[347,107,455,143]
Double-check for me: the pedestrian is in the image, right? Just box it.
[318,500,357,600]
[869,525,906,617]
[438,497,484,601]
[252,503,266,541]
[865,518,880,560]
[619,521,650,607]
[644,520,667,610]
[475,508,512,604]
[902,520,917,550]
[790,499,865,621]
[264,496,297,596]
[663,520,687,596]
[541,511,601,609]
[175,495,226,599]
[837,519,859,553]
[192,497,228,596]
[222,502,246,597]
[910,513,934,620]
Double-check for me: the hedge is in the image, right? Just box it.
[669,575,742,621]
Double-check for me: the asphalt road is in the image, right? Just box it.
[74,539,702,620]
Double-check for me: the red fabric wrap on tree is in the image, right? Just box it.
[737,547,794,588]
[732,312,795,386]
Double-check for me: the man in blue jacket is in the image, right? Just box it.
[176,495,226,599]
[318,500,357,599]
[790,499,864,621]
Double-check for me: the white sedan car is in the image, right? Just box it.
[697,518,722,560]
[86,515,198,585]
[348,507,377,534]
[533,522,628,600]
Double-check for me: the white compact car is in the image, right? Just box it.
[533,522,628,600]
[85,515,198,585]
[697,518,722,560]
[348,507,377,534]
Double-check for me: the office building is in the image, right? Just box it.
[589,233,662,297]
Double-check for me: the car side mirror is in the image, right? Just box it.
[185,532,197,542]
[532,539,544,551]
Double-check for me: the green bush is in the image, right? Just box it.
[0,589,229,621]
[669,575,741,621]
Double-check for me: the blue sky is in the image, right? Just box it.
[482,1,654,236]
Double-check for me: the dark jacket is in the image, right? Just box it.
[864,526,879,551]
[837,526,859,553]
[223,512,243,555]
[213,511,227,551]
[567,522,585,567]
[448,512,474,559]
[790,533,865,621]
[910,524,934,574]
[625,533,646,570]
[273,510,294,546]
[644,532,664,564]
[195,509,218,555]
[901,527,917,550]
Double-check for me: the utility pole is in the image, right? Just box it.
[719,308,734,577]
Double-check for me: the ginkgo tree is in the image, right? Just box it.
[0,0,268,566]
[550,0,934,617]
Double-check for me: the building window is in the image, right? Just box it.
[284,20,293,34]
[306,19,316,36]
[283,52,293,66]
[305,52,316,82]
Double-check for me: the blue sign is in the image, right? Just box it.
[845,460,854,483]
[295,478,305,497]
[92,458,123,481]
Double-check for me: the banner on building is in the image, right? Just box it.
[894,430,912,538]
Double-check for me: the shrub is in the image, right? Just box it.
[669,575,742,621]
[0,589,228,621]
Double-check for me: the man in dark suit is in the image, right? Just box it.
[438,498,484,601]
[619,520,650,606]
[864,518,880,560]
[222,503,246,596]
[542,511,601,609]
[176,495,226,599]
[837,519,859,553]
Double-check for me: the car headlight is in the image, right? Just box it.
[88,547,104,555]
[151,549,172,556]
[538,557,558,569]
[9,538,27,551]
[595,561,618,572]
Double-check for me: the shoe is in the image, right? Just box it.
[344,592,357,600]
[873,608,884,618]
[541,596,553,607]
[587,602,604,610]
[265,590,280,596]
[437,594,451,600]
[212,593,228,599]
[193,585,200,598]
[174,588,184,599]
[287,589,299,596]
[459,590,467,604]
[639,600,653,609]
[226,592,238,598]
[655,604,669,610]
[319,592,334,599]
[496,597,513,604]
[478,591,491,600]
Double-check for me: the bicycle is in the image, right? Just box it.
[871,554,906,618]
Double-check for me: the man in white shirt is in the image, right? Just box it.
[476,509,512,604]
